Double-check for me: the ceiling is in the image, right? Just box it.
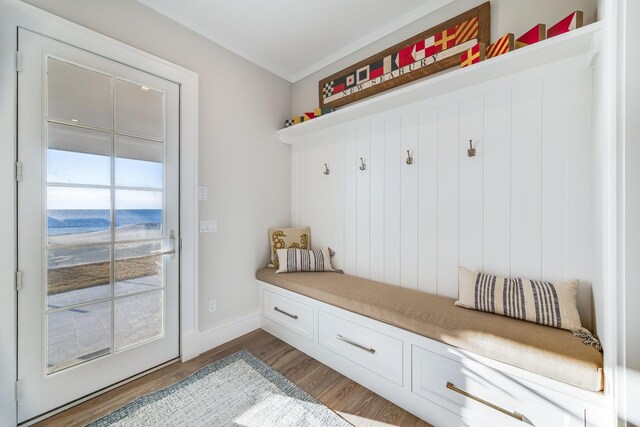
[136,0,454,82]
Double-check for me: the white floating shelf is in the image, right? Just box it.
[278,21,602,145]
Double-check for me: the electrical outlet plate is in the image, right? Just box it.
[208,299,217,313]
[198,186,208,201]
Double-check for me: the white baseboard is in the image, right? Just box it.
[198,311,261,354]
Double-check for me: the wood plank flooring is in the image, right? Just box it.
[36,329,431,427]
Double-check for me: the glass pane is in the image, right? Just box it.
[115,241,163,296]
[47,187,111,245]
[48,246,111,308]
[115,135,163,189]
[115,190,163,240]
[47,57,112,129]
[47,301,111,373]
[48,123,111,186]
[115,79,164,140]
[115,290,163,350]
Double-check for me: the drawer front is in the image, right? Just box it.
[411,346,583,427]
[263,290,314,340]
[318,310,403,385]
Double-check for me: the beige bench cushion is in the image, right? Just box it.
[256,269,603,392]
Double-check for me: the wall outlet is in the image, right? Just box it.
[198,186,208,201]
[208,299,217,313]
[200,220,217,233]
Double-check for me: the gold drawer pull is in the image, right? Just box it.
[273,306,298,319]
[336,334,376,354]
[446,382,533,425]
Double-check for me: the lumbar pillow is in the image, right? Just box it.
[276,248,335,273]
[268,227,311,268]
[456,267,582,331]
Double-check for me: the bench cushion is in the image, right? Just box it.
[256,269,603,392]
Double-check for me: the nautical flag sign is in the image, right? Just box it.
[547,11,583,38]
[516,24,546,49]
[460,42,485,68]
[319,2,490,109]
[486,33,515,59]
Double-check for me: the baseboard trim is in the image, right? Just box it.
[198,312,261,354]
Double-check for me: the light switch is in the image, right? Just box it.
[200,220,217,233]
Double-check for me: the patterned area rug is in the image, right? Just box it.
[86,350,351,427]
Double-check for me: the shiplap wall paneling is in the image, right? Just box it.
[483,89,512,277]
[542,69,593,328]
[417,109,438,294]
[384,118,401,286]
[511,81,543,280]
[400,114,419,290]
[344,129,358,274]
[436,103,460,298]
[356,126,371,278]
[459,97,484,275]
[369,122,386,283]
[324,130,346,270]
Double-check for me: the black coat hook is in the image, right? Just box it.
[467,139,476,157]
[406,150,414,165]
[359,158,367,171]
[323,163,330,175]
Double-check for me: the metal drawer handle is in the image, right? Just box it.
[446,382,532,425]
[336,334,376,354]
[273,306,298,319]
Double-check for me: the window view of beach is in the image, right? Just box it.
[44,58,168,373]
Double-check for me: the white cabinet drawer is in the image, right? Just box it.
[263,290,314,340]
[318,310,403,385]
[412,345,584,427]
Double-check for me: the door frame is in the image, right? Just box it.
[0,1,199,425]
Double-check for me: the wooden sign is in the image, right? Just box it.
[319,2,490,109]
[516,24,546,49]
[486,33,515,58]
[547,11,583,38]
[460,42,485,68]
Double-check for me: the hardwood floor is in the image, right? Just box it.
[36,329,431,427]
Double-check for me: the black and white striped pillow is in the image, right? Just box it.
[455,267,582,331]
[275,248,334,273]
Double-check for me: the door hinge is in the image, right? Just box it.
[15,380,23,401]
[16,51,22,72]
[16,271,23,292]
[16,161,23,182]
[179,237,183,253]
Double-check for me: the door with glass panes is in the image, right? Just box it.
[17,29,180,423]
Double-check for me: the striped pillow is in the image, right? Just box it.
[275,248,334,273]
[456,267,582,331]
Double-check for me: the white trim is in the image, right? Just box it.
[0,1,199,424]
[198,312,261,355]
[135,0,455,83]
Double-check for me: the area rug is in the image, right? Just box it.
[86,350,352,427]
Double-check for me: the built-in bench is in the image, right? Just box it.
[257,268,608,426]
[257,268,603,391]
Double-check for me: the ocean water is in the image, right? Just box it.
[48,209,162,236]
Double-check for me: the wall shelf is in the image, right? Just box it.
[277,21,602,145]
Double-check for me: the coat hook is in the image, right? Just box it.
[406,150,414,165]
[467,139,476,157]
[323,163,330,175]
[359,158,367,171]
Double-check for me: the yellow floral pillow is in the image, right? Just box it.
[268,227,311,268]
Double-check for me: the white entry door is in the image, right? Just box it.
[17,29,180,423]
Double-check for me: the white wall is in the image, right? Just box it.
[20,0,293,331]
[291,57,595,330]
[292,0,597,113]
[621,0,640,423]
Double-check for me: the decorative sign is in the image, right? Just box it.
[486,33,515,58]
[547,11,583,38]
[515,24,546,49]
[460,42,485,68]
[319,2,490,109]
